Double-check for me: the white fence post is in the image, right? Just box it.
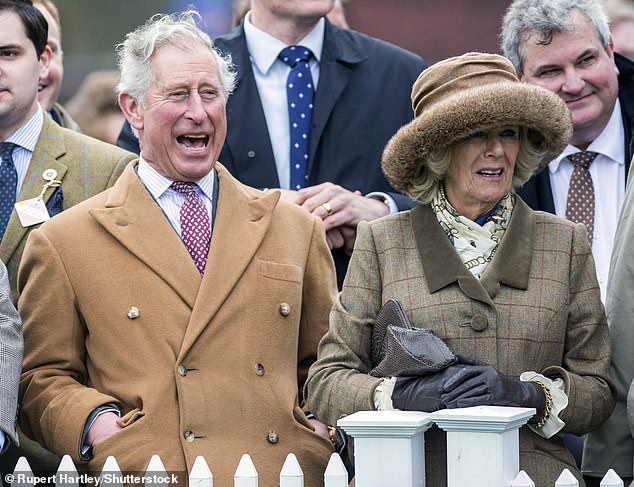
[280,453,303,487]
[511,470,535,487]
[190,456,213,487]
[431,406,534,487]
[323,453,347,487]
[99,456,123,487]
[337,410,432,487]
[11,456,35,487]
[234,454,258,487]
[601,469,625,487]
[555,468,579,486]
[144,455,170,487]
[55,455,79,487]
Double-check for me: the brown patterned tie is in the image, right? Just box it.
[565,151,598,245]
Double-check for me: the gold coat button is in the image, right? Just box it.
[470,314,489,332]
[127,307,140,319]
[267,431,279,444]
[255,363,265,376]
[178,365,188,377]
[184,430,195,443]
[279,303,291,316]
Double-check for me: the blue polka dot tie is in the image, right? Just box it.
[565,151,598,246]
[171,181,210,276]
[0,142,18,239]
[278,45,314,190]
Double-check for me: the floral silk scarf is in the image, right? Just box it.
[432,185,515,279]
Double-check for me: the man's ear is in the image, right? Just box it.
[38,44,52,80]
[118,92,144,132]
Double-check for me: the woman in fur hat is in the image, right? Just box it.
[305,52,614,486]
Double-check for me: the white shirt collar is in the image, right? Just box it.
[243,11,325,75]
[4,104,44,152]
[137,157,216,202]
[550,99,625,173]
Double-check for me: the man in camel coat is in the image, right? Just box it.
[18,9,337,486]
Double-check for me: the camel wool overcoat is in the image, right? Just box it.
[18,162,337,486]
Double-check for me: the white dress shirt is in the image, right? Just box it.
[244,12,324,189]
[3,105,44,197]
[548,100,626,301]
[136,158,215,236]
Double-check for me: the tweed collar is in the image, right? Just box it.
[411,195,534,304]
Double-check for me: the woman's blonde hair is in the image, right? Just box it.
[406,126,548,204]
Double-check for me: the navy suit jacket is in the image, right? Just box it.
[215,21,426,286]
[517,53,634,212]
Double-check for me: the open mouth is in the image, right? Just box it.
[477,169,503,176]
[177,134,209,152]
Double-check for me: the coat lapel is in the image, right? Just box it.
[89,163,201,308]
[479,197,534,298]
[217,28,280,188]
[178,164,279,356]
[411,204,493,306]
[309,21,366,174]
[411,198,536,305]
[0,116,68,264]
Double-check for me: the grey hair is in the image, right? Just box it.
[116,9,236,105]
[406,127,547,204]
[501,0,610,74]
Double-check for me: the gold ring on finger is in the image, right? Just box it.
[322,202,333,215]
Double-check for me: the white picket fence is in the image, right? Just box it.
[6,407,629,486]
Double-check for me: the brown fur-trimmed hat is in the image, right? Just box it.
[381,52,572,195]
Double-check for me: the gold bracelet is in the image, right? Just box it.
[533,381,553,428]
[327,426,338,449]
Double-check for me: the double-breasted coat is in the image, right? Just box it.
[18,162,337,486]
[305,198,614,486]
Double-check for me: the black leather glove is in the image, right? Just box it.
[440,365,546,422]
[390,354,478,412]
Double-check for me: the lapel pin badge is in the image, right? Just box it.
[42,169,58,182]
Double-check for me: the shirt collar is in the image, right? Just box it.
[243,11,325,75]
[137,157,216,201]
[550,99,625,173]
[4,104,44,152]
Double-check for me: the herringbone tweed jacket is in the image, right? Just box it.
[306,197,614,487]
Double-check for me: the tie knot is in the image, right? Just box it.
[568,151,598,169]
[278,45,313,67]
[171,181,198,195]
[0,142,17,162]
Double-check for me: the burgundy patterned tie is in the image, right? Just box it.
[171,181,210,275]
[565,151,598,245]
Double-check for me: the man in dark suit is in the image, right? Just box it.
[501,1,634,485]
[119,0,425,286]
[501,0,634,303]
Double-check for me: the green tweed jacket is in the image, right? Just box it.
[0,115,135,300]
[305,197,614,487]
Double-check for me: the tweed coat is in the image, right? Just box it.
[0,261,21,449]
[0,115,135,301]
[583,165,634,478]
[18,162,337,486]
[305,197,614,487]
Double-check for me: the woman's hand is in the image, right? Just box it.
[441,365,545,420]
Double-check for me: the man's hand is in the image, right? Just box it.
[298,183,390,231]
[277,189,305,205]
[86,412,122,447]
[308,418,330,441]
[325,225,357,255]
